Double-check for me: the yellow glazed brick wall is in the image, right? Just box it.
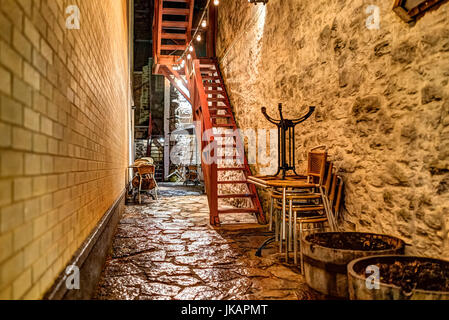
[0,0,131,299]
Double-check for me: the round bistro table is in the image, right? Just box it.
[247,174,317,261]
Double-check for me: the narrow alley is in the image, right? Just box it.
[1,0,449,304]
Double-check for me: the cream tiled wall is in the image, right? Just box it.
[0,0,131,299]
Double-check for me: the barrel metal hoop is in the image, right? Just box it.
[302,254,347,274]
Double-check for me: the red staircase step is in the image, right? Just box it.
[215,133,237,138]
[217,155,242,160]
[164,0,189,2]
[210,114,232,118]
[199,58,216,65]
[218,194,256,199]
[162,21,189,28]
[203,83,223,87]
[205,90,225,95]
[202,76,221,80]
[209,106,230,110]
[161,32,187,40]
[217,180,248,184]
[217,167,245,171]
[214,123,234,128]
[161,44,186,51]
[208,98,227,102]
[217,208,259,214]
[162,8,190,15]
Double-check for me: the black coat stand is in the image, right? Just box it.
[261,103,315,179]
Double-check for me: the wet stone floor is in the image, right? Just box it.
[94,183,322,300]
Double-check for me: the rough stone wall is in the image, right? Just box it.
[0,0,130,299]
[216,0,449,258]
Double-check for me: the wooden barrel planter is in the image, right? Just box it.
[300,232,405,298]
[348,255,449,300]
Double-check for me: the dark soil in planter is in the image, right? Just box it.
[306,232,398,251]
[362,260,449,293]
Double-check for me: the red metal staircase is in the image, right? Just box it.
[152,0,266,226]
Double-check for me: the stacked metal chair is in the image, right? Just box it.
[269,146,344,272]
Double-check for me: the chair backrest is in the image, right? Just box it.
[328,173,344,212]
[324,161,333,195]
[329,172,338,203]
[137,164,155,176]
[187,165,198,172]
[134,159,149,166]
[307,148,327,185]
[141,157,154,165]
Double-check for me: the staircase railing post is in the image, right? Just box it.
[209,140,219,226]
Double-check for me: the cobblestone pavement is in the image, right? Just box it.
[95,186,322,300]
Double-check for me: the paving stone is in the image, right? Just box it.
[102,259,144,277]
[150,262,192,276]
[94,185,322,300]
[234,267,272,278]
[112,238,159,258]
[193,268,240,283]
[267,265,303,280]
[174,286,225,300]
[140,283,181,297]
[137,295,172,300]
[156,275,202,287]
[211,278,253,297]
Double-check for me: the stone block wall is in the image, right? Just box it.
[0,0,131,299]
[216,0,449,258]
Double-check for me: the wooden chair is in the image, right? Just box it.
[133,158,153,174]
[140,157,154,164]
[305,146,328,185]
[136,164,159,204]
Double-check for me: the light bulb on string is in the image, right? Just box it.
[201,20,207,28]
[214,0,219,5]
[187,53,192,60]
[196,34,202,42]
[189,45,193,52]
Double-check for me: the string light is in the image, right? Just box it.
[173,0,217,68]
[248,0,268,4]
